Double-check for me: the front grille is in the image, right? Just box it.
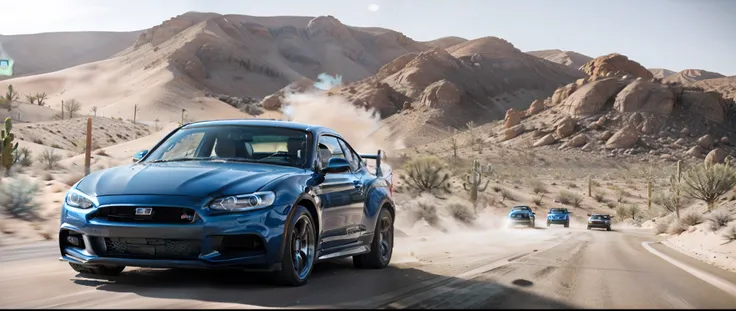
[512,214,529,219]
[102,237,201,259]
[93,206,197,224]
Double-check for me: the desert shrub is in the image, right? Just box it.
[706,208,733,231]
[556,190,580,206]
[0,177,40,219]
[667,220,688,235]
[532,194,543,206]
[722,224,736,242]
[616,188,628,203]
[63,173,84,187]
[629,204,640,220]
[593,192,605,203]
[241,104,264,116]
[529,179,547,194]
[606,201,616,209]
[446,202,476,224]
[401,155,450,194]
[16,147,32,167]
[616,204,629,219]
[42,172,54,181]
[683,162,736,211]
[407,198,439,226]
[680,211,704,226]
[655,215,674,234]
[492,185,502,193]
[500,188,513,201]
[567,182,578,188]
[40,148,61,170]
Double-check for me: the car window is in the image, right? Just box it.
[550,208,567,214]
[144,125,310,168]
[317,135,346,168]
[512,206,530,211]
[591,215,603,220]
[158,131,205,160]
[337,138,361,172]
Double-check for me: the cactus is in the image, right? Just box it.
[647,179,653,209]
[463,159,490,203]
[0,117,18,175]
[588,175,592,197]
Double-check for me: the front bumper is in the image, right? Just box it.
[58,194,291,271]
[587,222,611,228]
[547,219,568,224]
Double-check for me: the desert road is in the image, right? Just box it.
[2,227,736,309]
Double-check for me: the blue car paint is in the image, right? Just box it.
[546,209,570,226]
[508,206,535,226]
[59,119,394,272]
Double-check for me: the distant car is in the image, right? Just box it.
[587,214,613,231]
[508,205,536,228]
[58,119,395,286]
[546,208,570,228]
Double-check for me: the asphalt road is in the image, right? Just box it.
[2,226,736,309]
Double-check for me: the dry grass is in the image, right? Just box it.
[706,209,733,231]
[722,224,736,242]
[680,211,704,226]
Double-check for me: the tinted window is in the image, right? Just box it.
[512,206,531,211]
[144,125,310,168]
[550,208,567,214]
[317,135,345,168]
[337,138,361,172]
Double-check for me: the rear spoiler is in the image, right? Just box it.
[359,150,389,178]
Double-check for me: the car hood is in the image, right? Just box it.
[509,210,533,216]
[76,161,303,197]
[547,213,568,218]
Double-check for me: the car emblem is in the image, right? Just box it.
[135,207,153,216]
[181,213,192,220]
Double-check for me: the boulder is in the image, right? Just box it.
[262,94,283,110]
[533,134,557,147]
[504,108,523,128]
[704,148,728,165]
[721,136,730,145]
[598,130,613,141]
[580,53,654,79]
[555,116,577,138]
[562,133,588,149]
[503,124,526,141]
[605,125,639,149]
[685,146,703,157]
[562,78,628,117]
[419,79,462,108]
[697,134,714,149]
[526,99,545,116]
[613,80,674,115]
[681,92,727,123]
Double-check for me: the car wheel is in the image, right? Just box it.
[68,263,125,276]
[586,226,591,230]
[354,207,394,269]
[546,222,550,227]
[564,221,569,228]
[273,205,316,286]
[606,226,611,231]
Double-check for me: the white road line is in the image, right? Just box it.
[641,242,736,298]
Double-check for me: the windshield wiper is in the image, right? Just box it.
[148,157,212,163]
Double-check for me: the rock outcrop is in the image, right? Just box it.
[613,80,674,115]
[580,53,654,79]
[562,78,628,117]
[605,125,639,149]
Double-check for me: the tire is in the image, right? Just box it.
[528,220,534,228]
[68,263,125,276]
[354,207,394,269]
[273,205,317,286]
[586,226,591,230]
[606,226,611,231]
[546,222,550,227]
[564,221,569,228]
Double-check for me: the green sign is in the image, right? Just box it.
[0,59,13,76]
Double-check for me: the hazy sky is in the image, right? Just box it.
[2,0,735,75]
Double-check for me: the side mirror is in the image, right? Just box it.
[133,150,149,162]
[322,157,351,174]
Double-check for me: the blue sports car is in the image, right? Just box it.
[546,208,570,228]
[58,119,395,286]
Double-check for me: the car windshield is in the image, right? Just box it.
[550,208,567,214]
[143,125,311,168]
[512,206,530,211]
[591,215,609,220]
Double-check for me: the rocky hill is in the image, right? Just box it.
[693,76,736,102]
[422,36,468,49]
[580,53,653,79]
[262,37,587,146]
[662,69,725,85]
[0,31,143,80]
[526,49,592,70]
[649,68,676,79]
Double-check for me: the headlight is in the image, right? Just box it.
[65,189,95,209]
[208,191,276,212]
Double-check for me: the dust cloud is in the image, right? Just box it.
[279,74,403,154]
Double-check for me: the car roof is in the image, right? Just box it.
[182,119,343,138]
[590,214,611,217]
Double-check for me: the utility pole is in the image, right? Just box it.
[84,118,92,176]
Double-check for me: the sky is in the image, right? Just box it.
[1,0,734,75]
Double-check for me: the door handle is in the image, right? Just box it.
[353,180,363,189]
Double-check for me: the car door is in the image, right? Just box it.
[335,138,369,241]
[315,135,361,250]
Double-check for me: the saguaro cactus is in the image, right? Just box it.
[647,179,653,209]
[463,159,490,203]
[0,117,18,175]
